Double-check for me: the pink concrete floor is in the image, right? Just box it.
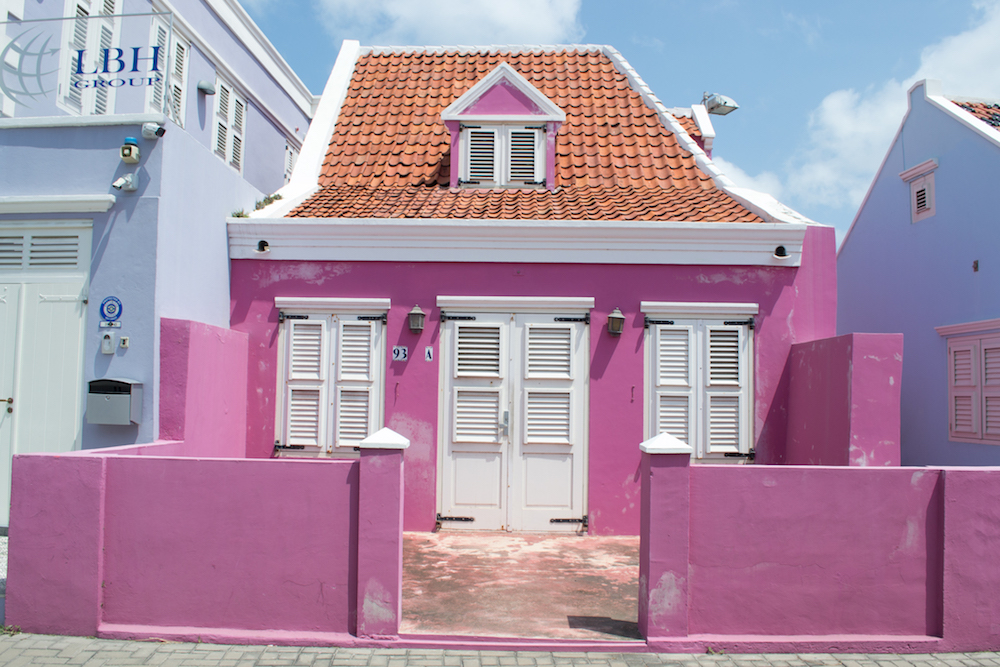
[401,532,641,641]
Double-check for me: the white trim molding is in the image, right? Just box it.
[437,296,594,312]
[0,195,116,214]
[936,318,1000,338]
[274,297,391,312]
[900,158,938,182]
[641,301,759,317]
[442,62,565,123]
[229,218,808,267]
[0,113,165,130]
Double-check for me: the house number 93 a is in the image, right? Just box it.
[392,346,408,361]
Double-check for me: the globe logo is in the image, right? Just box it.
[0,28,61,107]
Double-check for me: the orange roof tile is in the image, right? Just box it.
[954,100,1000,129]
[289,184,764,222]
[293,47,760,223]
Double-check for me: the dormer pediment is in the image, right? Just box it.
[442,62,565,123]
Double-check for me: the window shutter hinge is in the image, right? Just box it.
[357,314,388,324]
[555,314,590,324]
[644,316,675,329]
[724,318,755,330]
[279,313,309,323]
[550,515,588,529]
[525,124,547,130]
[527,179,546,187]
[459,124,481,130]
[440,311,476,322]
[458,178,480,186]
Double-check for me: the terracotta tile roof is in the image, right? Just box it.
[672,113,701,137]
[292,47,761,223]
[289,184,763,222]
[955,101,1000,129]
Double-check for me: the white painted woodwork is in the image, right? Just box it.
[440,312,588,532]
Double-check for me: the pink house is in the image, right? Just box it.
[229,41,860,535]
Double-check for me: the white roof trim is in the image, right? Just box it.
[690,104,715,153]
[936,318,1000,338]
[641,301,759,317]
[437,296,594,311]
[0,113,164,129]
[255,40,361,218]
[899,158,938,182]
[0,195,116,213]
[441,62,565,123]
[601,46,813,226]
[275,297,391,311]
[229,218,807,267]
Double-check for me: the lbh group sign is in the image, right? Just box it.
[0,12,173,116]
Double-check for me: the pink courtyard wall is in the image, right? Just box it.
[230,226,836,534]
[786,333,903,466]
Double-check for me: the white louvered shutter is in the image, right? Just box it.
[0,235,24,270]
[705,325,747,455]
[454,389,501,443]
[283,317,329,450]
[66,5,90,111]
[93,24,114,114]
[949,340,980,438]
[982,337,1000,440]
[231,95,245,170]
[523,324,574,445]
[455,324,503,377]
[653,325,694,445]
[168,40,187,126]
[148,22,168,113]
[333,319,381,447]
[465,127,498,184]
[525,325,572,378]
[507,127,543,184]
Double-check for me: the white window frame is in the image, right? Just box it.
[146,19,187,126]
[899,158,938,224]
[459,124,545,188]
[642,302,756,461]
[273,298,388,456]
[213,78,246,173]
[937,318,1000,445]
[58,0,121,116]
[284,141,299,184]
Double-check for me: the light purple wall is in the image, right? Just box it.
[230,225,837,534]
[787,333,902,466]
[158,318,248,456]
[838,81,1000,465]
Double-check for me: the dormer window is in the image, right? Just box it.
[443,63,564,190]
[460,124,546,187]
[899,158,938,223]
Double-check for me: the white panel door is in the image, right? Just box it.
[440,312,588,532]
[0,284,21,527]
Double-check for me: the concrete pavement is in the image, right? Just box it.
[1,634,1000,667]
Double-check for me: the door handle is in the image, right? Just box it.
[500,410,509,437]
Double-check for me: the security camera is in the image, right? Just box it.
[120,137,140,164]
[141,122,165,139]
[112,173,137,192]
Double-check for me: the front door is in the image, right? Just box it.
[439,312,588,532]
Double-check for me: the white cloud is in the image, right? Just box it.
[316,0,583,46]
[712,156,784,201]
[783,0,1000,218]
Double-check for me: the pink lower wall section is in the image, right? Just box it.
[159,318,248,457]
[230,226,837,534]
[786,333,903,466]
[11,444,1000,651]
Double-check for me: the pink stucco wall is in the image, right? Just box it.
[159,318,248,456]
[230,225,836,534]
[687,465,941,637]
[786,333,903,466]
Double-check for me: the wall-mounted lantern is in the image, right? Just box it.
[408,305,426,333]
[607,307,625,336]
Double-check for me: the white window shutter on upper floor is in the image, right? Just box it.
[465,127,498,184]
[507,128,543,184]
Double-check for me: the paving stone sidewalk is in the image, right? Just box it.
[1,635,999,667]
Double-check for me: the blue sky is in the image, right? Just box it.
[241,0,1000,243]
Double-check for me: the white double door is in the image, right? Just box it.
[440,312,588,532]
